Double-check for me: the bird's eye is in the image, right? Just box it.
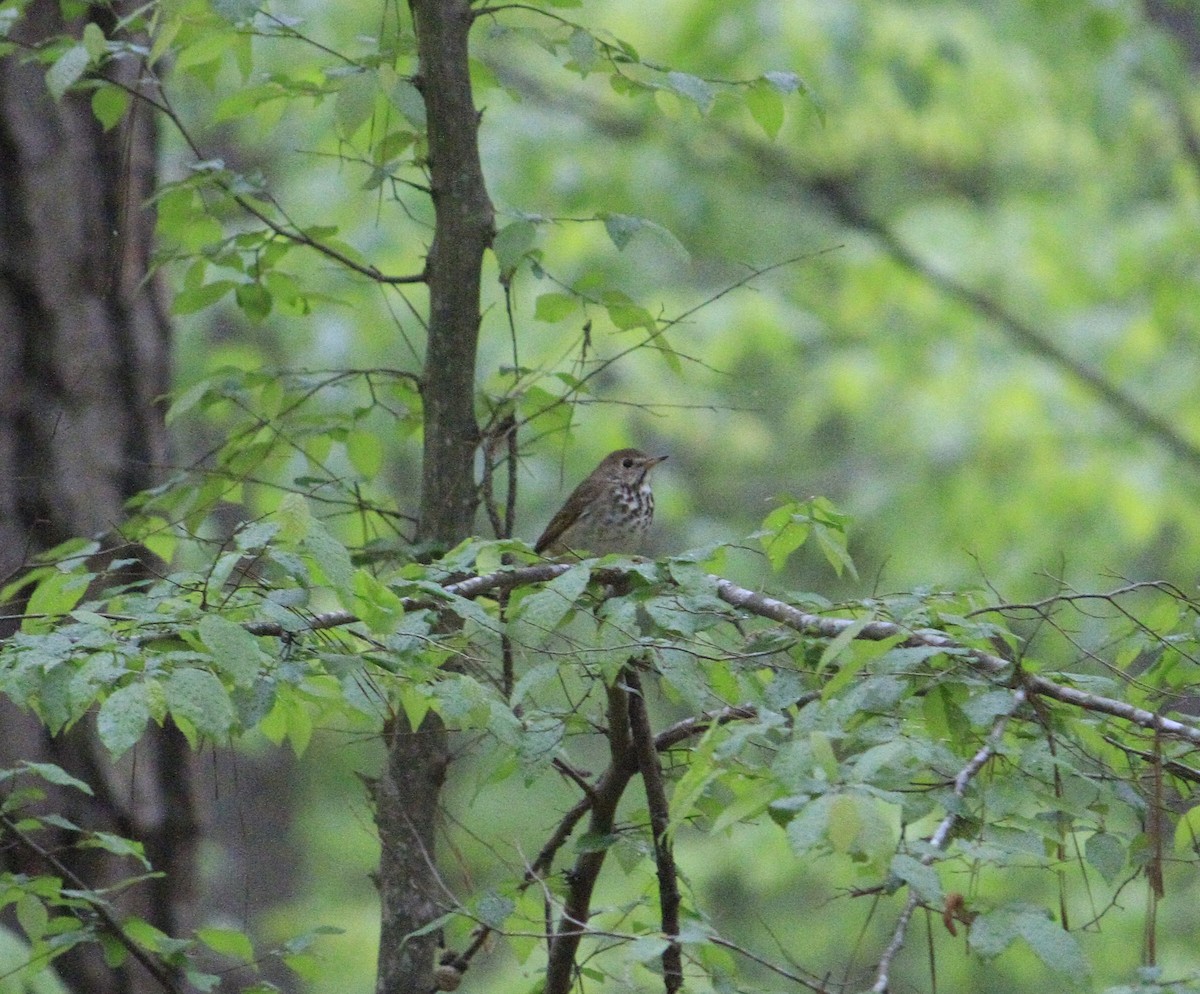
[622,457,634,468]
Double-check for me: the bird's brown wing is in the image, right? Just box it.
[534,477,593,553]
[534,502,577,553]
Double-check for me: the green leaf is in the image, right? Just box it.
[172,280,236,315]
[148,16,181,67]
[174,29,236,74]
[19,761,93,795]
[302,522,354,594]
[346,429,384,478]
[81,831,149,867]
[91,85,130,131]
[970,905,1088,981]
[534,292,577,322]
[1014,910,1089,980]
[23,570,90,632]
[602,213,643,251]
[474,893,514,930]
[81,22,107,60]
[46,45,90,101]
[784,794,832,853]
[510,565,591,647]
[352,570,405,634]
[665,741,720,837]
[826,793,860,853]
[389,78,426,129]
[809,730,838,780]
[890,853,943,903]
[335,70,377,137]
[665,70,715,112]
[1085,831,1125,883]
[165,668,236,741]
[565,27,597,75]
[816,617,870,676]
[814,516,857,579]
[602,290,656,333]
[627,936,670,963]
[397,686,432,733]
[493,220,537,278]
[198,927,255,963]
[746,80,784,139]
[198,614,265,687]
[276,492,313,543]
[923,684,971,748]
[96,683,150,758]
[823,634,902,698]
[234,282,272,322]
[258,688,313,755]
[755,503,810,571]
[968,907,1019,957]
[16,894,48,943]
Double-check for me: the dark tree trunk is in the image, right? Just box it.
[373,1,494,992]
[0,4,195,994]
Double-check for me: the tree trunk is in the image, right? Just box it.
[373,0,494,991]
[0,4,193,993]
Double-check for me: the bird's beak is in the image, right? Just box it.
[647,455,669,467]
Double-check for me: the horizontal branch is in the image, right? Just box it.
[238,562,1200,745]
[710,579,1200,745]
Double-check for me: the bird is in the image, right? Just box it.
[534,448,668,557]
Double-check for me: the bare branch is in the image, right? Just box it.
[624,665,683,992]
[544,682,635,994]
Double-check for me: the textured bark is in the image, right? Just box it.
[0,4,194,994]
[0,7,169,555]
[412,0,492,550]
[374,1,494,991]
[373,718,450,994]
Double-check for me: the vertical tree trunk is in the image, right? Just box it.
[0,4,194,993]
[374,1,494,991]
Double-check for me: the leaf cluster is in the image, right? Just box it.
[4,374,1200,989]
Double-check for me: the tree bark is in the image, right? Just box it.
[374,1,494,991]
[0,4,194,993]
[413,0,491,550]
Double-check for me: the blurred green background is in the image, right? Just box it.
[165,0,1200,989]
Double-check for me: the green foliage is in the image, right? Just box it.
[0,759,339,991]
[9,0,1200,992]
[4,387,1199,989]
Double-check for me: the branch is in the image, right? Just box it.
[122,82,427,287]
[710,579,1200,746]
[544,682,635,994]
[233,561,1200,750]
[807,178,1200,474]
[239,563,1200,744]
[623,666,683,993]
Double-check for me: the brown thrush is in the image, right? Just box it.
[535,448,668,557]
